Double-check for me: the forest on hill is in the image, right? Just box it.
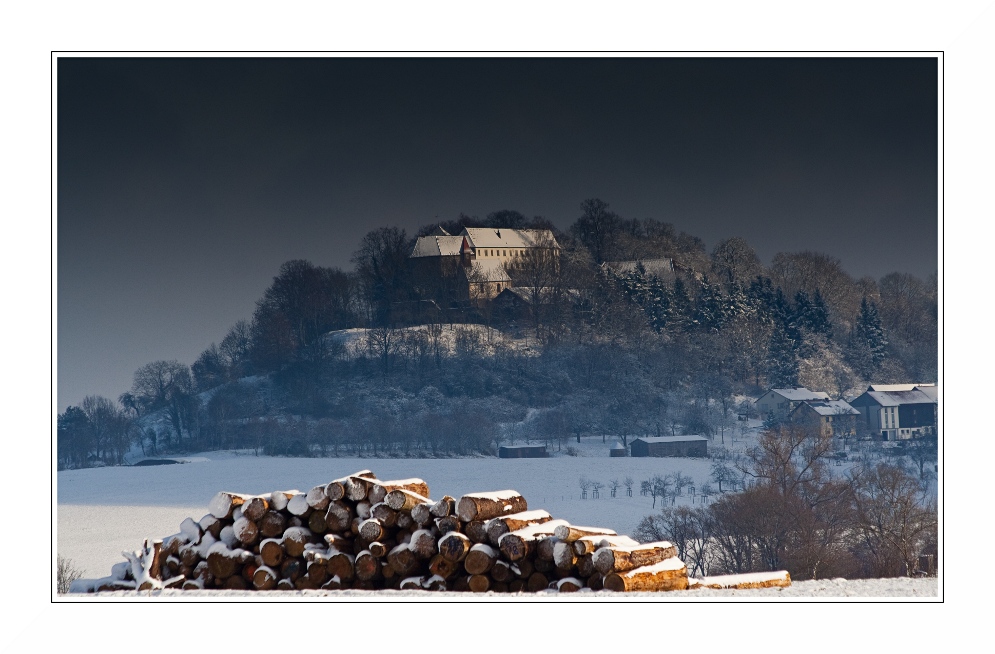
[57,199,937,466]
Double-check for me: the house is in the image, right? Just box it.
[630,435,708,458]
[410,227,560,304]
[498,444,548,458]
[755,387,831,418]
[610,441,627,457]
[849,384,938,441]
[789,399,861,439]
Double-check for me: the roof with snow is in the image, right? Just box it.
[856,388,938,407]
[795,400,860,416]
[867,383,936,392]
[611,441,626,450]
[462,259,511,283]
[759,388,831,402]
[411,235,464,257]
[462,228,559,249]
[632,435,708,444]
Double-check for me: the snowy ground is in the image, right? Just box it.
[57,425,940,601]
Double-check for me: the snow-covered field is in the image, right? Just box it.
[56,433,939,601]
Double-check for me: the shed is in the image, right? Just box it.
[610,441,627,457]
[498,445,549,458]
[630,435,708,458]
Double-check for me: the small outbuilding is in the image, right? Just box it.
[610,441,627,457]
[498,444,549,458]
[630,435,708,458]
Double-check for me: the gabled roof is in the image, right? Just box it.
[411,235,464,257]
[852,387,938,407]
[632,435,709,443]
[462,259,511,283]
[758,388,831,402]
[462,228,559,249]
[794,400,861,417]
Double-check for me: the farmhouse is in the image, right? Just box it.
[790,399,861,439]
[755,387,831,418]
[849,384,938,441]
[630,435,708,458]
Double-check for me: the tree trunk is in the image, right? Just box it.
[593,541,679,575]
[260,538,285,567]
[463,543,498,575]
[259,510,287,539]
[486,509,553,547]
[370,479,430,505]
[457,491,528,522]
[553,524,617,542]
[430,495,456,518]
[209,492,249,520]
[439,531,472,562]
[603,557,688,592]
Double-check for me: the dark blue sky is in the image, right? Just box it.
[57,56,939,410]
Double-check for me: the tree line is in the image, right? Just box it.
[58,198,938,467]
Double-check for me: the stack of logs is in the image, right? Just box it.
[81,469,786,594]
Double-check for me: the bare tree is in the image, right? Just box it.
[57,555,84,594]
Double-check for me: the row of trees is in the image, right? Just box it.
[634,423,937,580]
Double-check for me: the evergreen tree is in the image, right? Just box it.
[694,275,726,333]
[850,297,888,376]
[809,288,832,338]
[765,326,799,387]
[667,276,694,333]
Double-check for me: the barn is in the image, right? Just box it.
[630,435,708,458]
[498,445,549,458]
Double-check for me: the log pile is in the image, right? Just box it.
[74,469,790,594]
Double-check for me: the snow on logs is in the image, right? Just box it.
[76,468,791,595]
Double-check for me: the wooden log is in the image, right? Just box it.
[514,558,534,580]
[286,492,312,517]
[536,536,559,562]
[490,560,514,583]
[370,502,399,528]
[252,565,278,590]
[324,500,353,533]
[553,524,617,542]
[408,529,438,559]
[306,485,331,511]
[241,496,270,522]
[325,470,375,501]
[592,541,679,575]
[306,560,329,586]
[576,553,596,578]
[200,514,222,540]
[276,578,295,591]
[553,540,577,570]
[387,544,421,577]
[534,558,555,574]
[369,478,430,505]
[282,527,313,558]
[468,574,491,593]
[280,558,305,582]
[410,502,434,526]
[451,576,471,592]
[463,543,498,575]
[260,538,285,568]
[396,512,414,530]
[308,510,328,534]
[359,518,385,543]
[326,551,355,581]
[209,492,249,520]
[429,495,456,518]
[356,501,373,520]
[179,543,200,568]
[573,534,640,556]
[385,488,433,513]
[224,575,249,590]
[178,518,203,546]
[465,520,489,544]
[439,531,472,562]
[206,543,251,579]
[346,474,378,502]
[527,572,549,593]
[556,577,584,593]
[587,574,604,591]
[435,516,461,535]
[696,570,791,590]
[603,557,688,592]
[258,510,287,539]
[508,579,525,593]
[355,550,382,581]
[486,510,553,547]
[428,554,459,579]
[456,491,528,522]
[232,516,259,545]
[321,576,344,590]
[368,541,388,558]
[498,519,570,562]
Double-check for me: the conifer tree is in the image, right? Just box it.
[849,297,888,377]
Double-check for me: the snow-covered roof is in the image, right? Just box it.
[632,435,708,443]
[462,259,511,283]
[868,384,919,391]
[915,385,939,401]
[611,441,626,450]
[859,388,937,407]
[462,228,559,250]
[796,400,860,416]
[410,235,464,258]
[759,388,831,402]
